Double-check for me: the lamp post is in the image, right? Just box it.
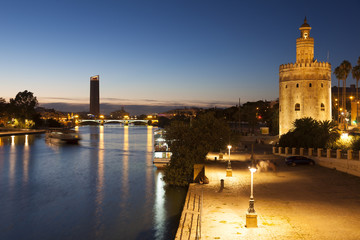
[226,145,232,177]
[246,144,257,228]
[100,115,104,125]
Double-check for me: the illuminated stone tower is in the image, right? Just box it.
[279,18,332,135]
[90,75,100,117]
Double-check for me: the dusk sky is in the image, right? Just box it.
[1,0,360,111]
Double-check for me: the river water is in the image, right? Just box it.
[0,125,186,240]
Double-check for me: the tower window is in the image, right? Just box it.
[295,103,300,111]
[321,103,325,111]
[309,83,312,87]
[285,85,287,88]
[321,83,323,88]
[296,83,299,88]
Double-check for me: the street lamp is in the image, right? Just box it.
[99,115,105,125]
[246,144,257,228]
[226,145,232,177]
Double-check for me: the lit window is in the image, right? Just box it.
[321,103,325,111]
[295,103,300,111]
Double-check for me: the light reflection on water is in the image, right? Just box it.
[23,136,29,184]
[9,136,16,189]
[154,172,165,240]
[0,126,186,240]
[96,125,105,237]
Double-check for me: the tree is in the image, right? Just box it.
[334,66,342,122]
[334,61,352,127]
[279,117,339,148]
[9,90,38,126]
[352,57,360,122]
[0,98,9,126]
[163,112,230,186]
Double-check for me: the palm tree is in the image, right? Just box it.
[353,57,360,122]
[334,66,342,122]
[318,120,340,148]
[334,61,352,128]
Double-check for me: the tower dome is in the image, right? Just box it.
[300,17,310,28]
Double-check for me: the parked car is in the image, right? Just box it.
[285,156,315,166]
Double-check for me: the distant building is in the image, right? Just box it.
[331,85,357,104]
[279,18,331,135]
[158,108,200,118]
[90,75,100,117]
[110,107,129,119]
[331,85,359,124]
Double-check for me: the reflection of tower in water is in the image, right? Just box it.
[95,125,105,236]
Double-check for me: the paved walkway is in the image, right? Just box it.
[190,160,360,240]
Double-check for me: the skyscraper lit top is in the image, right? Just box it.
[90,75,100,117]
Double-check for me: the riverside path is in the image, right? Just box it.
[181,158,360,240]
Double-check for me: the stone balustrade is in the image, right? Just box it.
[272,146,360,177]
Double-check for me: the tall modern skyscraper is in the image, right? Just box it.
[90,75,100,117]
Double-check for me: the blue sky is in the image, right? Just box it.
[1,0,360,110]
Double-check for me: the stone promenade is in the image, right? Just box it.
[187,159,360,240]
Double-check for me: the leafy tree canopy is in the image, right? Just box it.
[279,117,339,148]
[9,90,38,123]
[163,112,230,186]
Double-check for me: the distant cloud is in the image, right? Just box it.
[39,100,235,115]
[39,96,236,113]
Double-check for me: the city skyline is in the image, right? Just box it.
[1,1,360,111]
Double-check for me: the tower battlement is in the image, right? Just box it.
[279,61,331,70]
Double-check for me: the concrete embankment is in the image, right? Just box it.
[175,184,201,239]
[0,129,46,136]
[175,161,360,240]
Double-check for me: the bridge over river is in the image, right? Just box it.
[77,119,150,125]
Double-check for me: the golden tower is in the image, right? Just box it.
[279,18,332,135]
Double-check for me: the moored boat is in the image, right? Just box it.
[153,129,172,168]
[46,129,81,144]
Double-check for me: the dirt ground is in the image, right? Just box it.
[192,158,360,240]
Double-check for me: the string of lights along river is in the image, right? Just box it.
[0,125,186,240]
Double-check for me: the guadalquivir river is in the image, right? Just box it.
[0,125,186,240]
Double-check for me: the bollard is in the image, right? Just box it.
[327,149,331,158]
[300,148,304,156]
[317,148,322,158]
[309,148,313,156]
[220,179,224,189]
[214,157,217,161]
[336,149,341,159]
[348,150,353,160]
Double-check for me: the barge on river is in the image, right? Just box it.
[153,129,172,168]
[46,129,81,144]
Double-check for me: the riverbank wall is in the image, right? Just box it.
[0,129,46,136]
[175,184,201,240]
